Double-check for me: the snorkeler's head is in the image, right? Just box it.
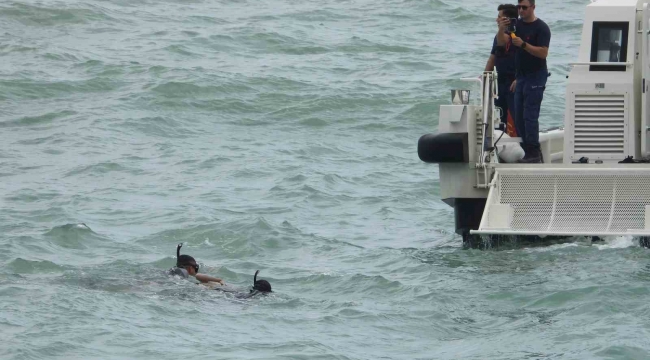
[252,270,272,292]
[176,243,199,275]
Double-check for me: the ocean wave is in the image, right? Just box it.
[0,43,38,55]
[336,37,419,54]
[0,77,123,100]
[0,2,123,27]
[0,110,77,128]
[63,162,136,178]
[6,258,67,274]
[116,116,199,139]
[43,223,106,250]
[280,9,359,22]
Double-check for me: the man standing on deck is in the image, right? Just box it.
[497,0,551,163]
[485,4,518,134]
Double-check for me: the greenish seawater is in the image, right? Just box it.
[2,0,650,359]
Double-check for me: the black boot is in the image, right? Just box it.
[517,144,543,163]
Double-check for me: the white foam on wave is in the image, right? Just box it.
[594,235,637,250]
[524,241,580,253]
[522,235,638,252]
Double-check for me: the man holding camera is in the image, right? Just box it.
[485,4,518,133]
[497,0,551,163]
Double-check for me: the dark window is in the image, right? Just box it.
[590,22,629,71]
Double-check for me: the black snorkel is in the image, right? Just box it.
[252,270,272,293]
[176,243,199,273]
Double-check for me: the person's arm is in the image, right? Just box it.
[525,44,548,59]
[486,36,498,72]
[509,79,517,93]
[512,37,548,59]
[195,273,225,285]
[496,18,510,46]
[485,54,496,72]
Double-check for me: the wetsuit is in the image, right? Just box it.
[169,267,189,278]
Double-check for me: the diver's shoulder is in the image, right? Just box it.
[168,267,189,278]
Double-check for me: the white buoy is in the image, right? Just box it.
[494,130,525,163]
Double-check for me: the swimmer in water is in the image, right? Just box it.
[251,270,271,293]
[169,243,225,286]
[232,270,272,298]
[206,269,273,298]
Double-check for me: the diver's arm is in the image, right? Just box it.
[195,273,225,285]
[485,54,496,72]
[200,281,224,289]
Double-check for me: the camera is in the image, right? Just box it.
[507,18,517,33]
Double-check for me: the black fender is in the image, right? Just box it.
[418,133,469,163]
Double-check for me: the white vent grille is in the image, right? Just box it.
[573,94,626,155]
[475,168,650,237]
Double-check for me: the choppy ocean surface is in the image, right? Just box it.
[2,0,650,359]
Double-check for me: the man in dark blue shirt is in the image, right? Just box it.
[485,4,518,130]
[497,0,551,163]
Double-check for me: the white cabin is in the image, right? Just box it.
[564,0,646,162]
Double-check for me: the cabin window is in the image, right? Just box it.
[590,22,629,71]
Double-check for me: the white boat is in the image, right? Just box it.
[418,0,650,247]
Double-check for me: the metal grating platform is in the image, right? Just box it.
[472,167,650,236]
